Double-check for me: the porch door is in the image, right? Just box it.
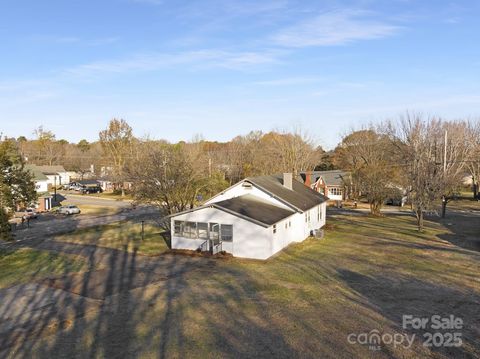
[209,223,220,252]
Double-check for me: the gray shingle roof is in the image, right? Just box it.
[300,170,349,187]
[246,174,328,212]
[24,165,48,181]
[34,165,66,175]
[212,194,295,226]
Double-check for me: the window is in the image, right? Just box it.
[184,222,197,238]
[305,213,307,223]
[209,223,219,241]
[329,187,343,196]
[273,224,277,234]
[319,206,322,220]
[221,224,233,242]
[198,222,208,239]
[307,211,311,223]
[174,221,182,235]
[285,222,288,229]
[289,221,291,227]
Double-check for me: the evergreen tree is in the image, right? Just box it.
[0,140,37,240]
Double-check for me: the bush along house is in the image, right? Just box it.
[170,173,328,260]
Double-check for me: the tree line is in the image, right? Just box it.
[332,114,480,230]
[1,114,479,238]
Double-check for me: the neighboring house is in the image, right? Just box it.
[170,173,328,260]
[26,165,70,188]
[299,170,350,203]
[25,165,49,193]
[24,165,52,211]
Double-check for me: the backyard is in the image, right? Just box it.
[1,201,479,358]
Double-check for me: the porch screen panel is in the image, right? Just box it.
[198,222,208,239]
[174,221,182,235]
[221,224,233,242]
[184,222,197,238]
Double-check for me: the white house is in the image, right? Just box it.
[170,173,328,260]
[24,165,52,211]
[25,165,49,193]
[25,165,70,188]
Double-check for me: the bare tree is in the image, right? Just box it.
[31,126,66,165]
[392,115,446,231]
[126,141,228,218]
[334,128,400,215]
[269,127,321,177]
[99,119,134,196]
[465,121,480,199]
[439,121,474,217]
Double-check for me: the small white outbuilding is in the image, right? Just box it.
[170,173,328,260]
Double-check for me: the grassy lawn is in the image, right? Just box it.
[13,209,478,358]
[71,204,122,216]
[0,248,87,290]
[84,192,133,201]
[54,220,168,255]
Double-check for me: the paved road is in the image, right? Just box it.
[3,205,161,249]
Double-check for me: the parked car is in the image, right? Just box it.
[57,205,81,215]
[80,186,102,194]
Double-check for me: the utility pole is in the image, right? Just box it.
[441,129,448,218]
[54,176,57,203]
[163,150,167,181]
[443,129,448,173]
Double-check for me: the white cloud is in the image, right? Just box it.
[272,9,400,47]
[253,77,321,86]
[65,49,281,77]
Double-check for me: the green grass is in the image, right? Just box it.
[0,248,87,289]
[8,209,480,358]
[54,220,168,255]
[157,212,480,358]
[85,192,133,200]
[69,204,122,216]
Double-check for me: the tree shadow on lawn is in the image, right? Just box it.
[430,210,480,253]
[329,211,480,260]
[337,269,480,358]
[1,239,308,358]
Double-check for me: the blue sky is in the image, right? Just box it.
[1,0,479,149]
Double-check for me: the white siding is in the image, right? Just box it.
[205,183,292,210]
[171,207,273,260]
[34,180,49,193]
[171,202,327,260]
[45,172,69,186]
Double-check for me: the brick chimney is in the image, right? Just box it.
[283,173,293,190]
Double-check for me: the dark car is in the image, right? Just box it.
[81,186,102,194]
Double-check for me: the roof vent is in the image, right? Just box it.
[283,173,293,190]
[242,182,252,189]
